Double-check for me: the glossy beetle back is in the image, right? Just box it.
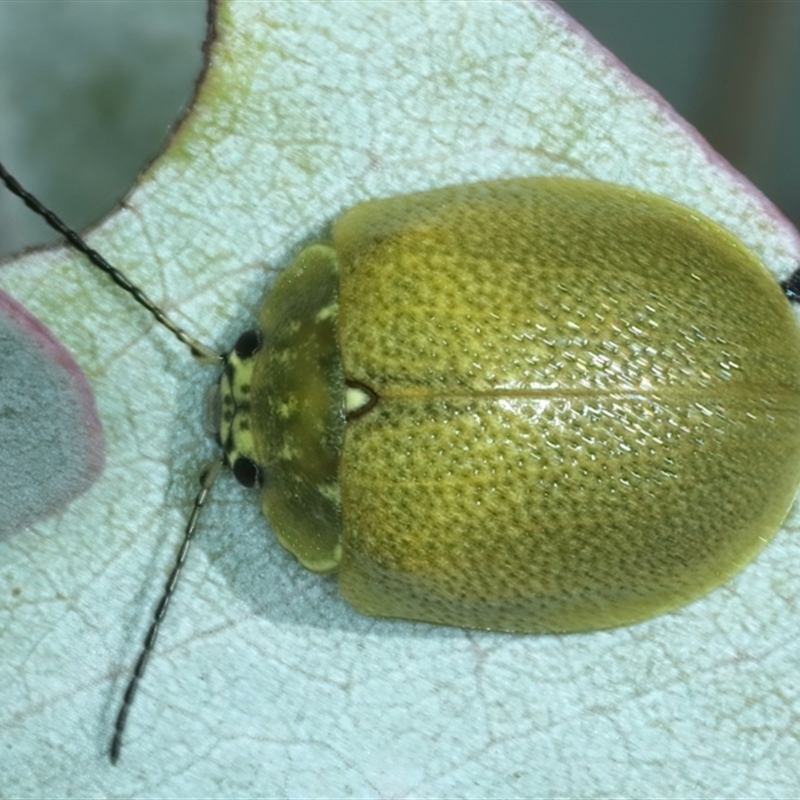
[329,178,800,632]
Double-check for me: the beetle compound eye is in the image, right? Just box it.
[233,328,263,360]
[232,456,263,488]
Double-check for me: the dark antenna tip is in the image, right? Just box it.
[0,161,228,763]
[0,159,222,365]
[108,458,224,765]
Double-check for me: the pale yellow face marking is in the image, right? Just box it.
[278,443,299,462]
[219,349,258,467]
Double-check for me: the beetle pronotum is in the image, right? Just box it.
[3,161,800,763]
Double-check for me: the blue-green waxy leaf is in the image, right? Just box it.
[1,1,799,796]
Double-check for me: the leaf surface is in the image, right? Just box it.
[1,1,799,796]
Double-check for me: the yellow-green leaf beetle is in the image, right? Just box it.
[226,176,800,635]
[3,166,800,761]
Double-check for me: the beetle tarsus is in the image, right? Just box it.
[780,268,800,303]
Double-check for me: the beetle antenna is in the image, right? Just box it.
[0,160,222,365]
[109,457,224,764]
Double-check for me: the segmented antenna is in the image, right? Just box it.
[0,160,222,365]
[0,160,230,763]
[110,458,224,763]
